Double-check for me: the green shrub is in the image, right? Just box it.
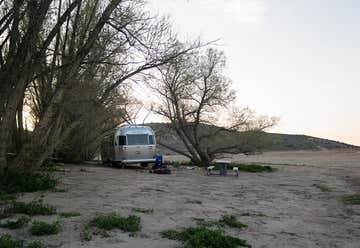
[343,194,360,205]
[193,215,247,229]
[220,215,248,229]
[132,208,154,214]
[214,163,272,173]
[80,225,92,241]
[0,234,23,248]
[59,211,81,218]
[0,234,44,248]
[26,241,44,248]
[91,213,141,233]
[30,221,61,236]
[0,169,57,194]
[0,192,16,202]
[0,216,30,229]
[161,227,251,248]
[11,200,56,216]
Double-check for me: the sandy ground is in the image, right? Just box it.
[1,150,360,247]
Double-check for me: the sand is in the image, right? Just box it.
[1,150,360,247]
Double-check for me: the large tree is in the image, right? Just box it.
[149,48,278,164]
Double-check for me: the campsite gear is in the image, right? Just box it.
[101,125,156,165]
[155,154,163,168]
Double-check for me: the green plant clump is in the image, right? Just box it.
[0,192,16,202]
[11,200,56,216]
[0,234,44,248]
[59,212,81,218]
[91,213,141,233]
[343,194,360,205]
[220,215,248,229]
[30,221,61,236]
[0,216,30,229]
[0,168,57,194]
[0,234,22,248]
[161,227,251,248]
[26,241,44,248]
[214,163,272,173]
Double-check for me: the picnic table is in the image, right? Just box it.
[207,160,238,176]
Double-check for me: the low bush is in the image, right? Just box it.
[0,216,30,229]
[194,215,247,229]
[59,211,81,218]
[91,213,141,234]
[0,234,44,248]
[0,169,57,194]
[11,200,56,216]
[26,241,44,248]
[0,192,16,202]
[220,215,248,229]
[30,221,61,236]
[80,225,92,241]
[343,194,360,205]
[0,234,22,248]
[214,163,273,173]
[161,227,251,248]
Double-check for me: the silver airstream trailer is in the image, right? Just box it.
[101,125,156,165]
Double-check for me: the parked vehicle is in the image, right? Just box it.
[101,125,156,165]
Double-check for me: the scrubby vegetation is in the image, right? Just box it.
[80,225,92,242]
[59,212,81,218]
[30,221,61,236]
[0,234,44,248]
[0,216,30,229]
[10,200,56,216]
[0,192,16,202]
[220,215,248,229]
[132,208,154,214]
[0,169,57,194]
[343,194,360,205]
[160,227,251,248]
[194,215,247,229]
[91,213,141,234]
[214,163,273,173]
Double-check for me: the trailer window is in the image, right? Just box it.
[149,135,155,145]
[127,134,148,145]
[118,136,126,146]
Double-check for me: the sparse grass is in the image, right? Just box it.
[240,212,267,217]
[214,163,273,173]
[132,208,154,214]
[0,216,30,229]
[160,227,251,248]
[343,194,360,205]
[91,213,141,234]
[59,212,81,218]
[0,234,44,248]
[0,168,57,194]
[11,200,56,216]
[0,234,23,248]
[193,215,247,230]
[0,192,16,202]
[313,184,331,192]
[26,240,44,248]
[30,221,61,236]
[185,200,202,205]
[168,161,272,173]
[220,215,248,229]
[80,225,92,241]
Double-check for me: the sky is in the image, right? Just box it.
[143,0,360,146]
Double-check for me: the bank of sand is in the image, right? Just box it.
[1,150,360,247]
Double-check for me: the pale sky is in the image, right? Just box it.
[144,0,360,146]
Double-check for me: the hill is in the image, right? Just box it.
[148,123,359,154]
